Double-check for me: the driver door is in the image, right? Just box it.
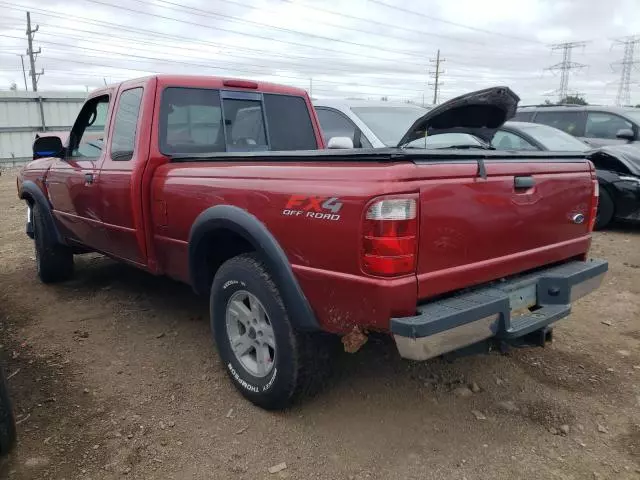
[46,94,111,248]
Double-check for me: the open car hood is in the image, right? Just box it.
[396,86,520,147]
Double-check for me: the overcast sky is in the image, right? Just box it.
[0,0,639,105]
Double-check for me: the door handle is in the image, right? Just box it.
[514,176,535,189]
[84,173,94,184]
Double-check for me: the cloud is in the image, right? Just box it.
[0,0,638,105]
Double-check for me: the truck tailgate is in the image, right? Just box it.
[415,159,594,299]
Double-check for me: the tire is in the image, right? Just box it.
[32,203,74,283]
[595,188,614,230]
[0,367,16,456]
[210,253,329,410]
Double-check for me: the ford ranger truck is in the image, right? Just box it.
[17,77,607,409]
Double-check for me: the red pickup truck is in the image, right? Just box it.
[17,76,607,409]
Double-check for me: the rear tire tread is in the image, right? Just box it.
[33,203,74,283]
[212,253,332,409]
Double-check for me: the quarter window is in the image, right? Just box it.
[110,88,143,161]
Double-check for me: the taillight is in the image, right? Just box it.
[588,165,599,232]
[362,197,418,276]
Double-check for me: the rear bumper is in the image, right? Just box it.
[391,259,607,361]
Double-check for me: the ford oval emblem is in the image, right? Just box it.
[572,213,585,224]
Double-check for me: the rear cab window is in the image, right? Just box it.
[159,87,318,155]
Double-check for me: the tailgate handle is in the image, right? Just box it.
[514,176,535,189]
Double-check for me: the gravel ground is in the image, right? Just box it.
[0,168,638,479]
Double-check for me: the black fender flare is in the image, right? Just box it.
[19,180,65,244]
[188,205,319,331]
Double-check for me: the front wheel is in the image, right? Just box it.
[210,253,327,410]
[32,203,74,283]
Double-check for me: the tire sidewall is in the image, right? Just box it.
[210,259,296,404]
[595,188,614,230]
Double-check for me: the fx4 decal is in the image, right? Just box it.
[282,195,343,221]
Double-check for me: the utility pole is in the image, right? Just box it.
[18,54,28,91]
[26,12,43,92]
[428,49,445,104]
[611,35,640,106]
[546,41,587,103]
[26,11,46,131]
[309,78,313,98]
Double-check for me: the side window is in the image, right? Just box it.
[264,94,317,150]
[315,108,359,146]
[70,95,110,158]
[223,98,267,151]
[585,112,632,139]
[534,111,584,136]
[160,88,224,154]
[492,130,539,151]
[110,88,143,161]
[513,111,534,122]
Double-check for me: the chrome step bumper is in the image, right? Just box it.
[391,259,608,361]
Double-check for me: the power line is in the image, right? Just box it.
[611,35,640,106]
[368,0,544,45]
[545,41,588,102]
[18,54,28,90]
[77,0,426,64]
[150,0,538,53]
[428,49,445,104]
[0,8,554,73]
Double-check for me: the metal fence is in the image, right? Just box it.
[0,91,85,166]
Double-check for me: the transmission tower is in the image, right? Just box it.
[546,41,587,102]
[428,49,445,104]
[611,35,640,106]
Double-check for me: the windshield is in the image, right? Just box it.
[351,106,427,146]
[624,110,640,124]
[516,123,590,151]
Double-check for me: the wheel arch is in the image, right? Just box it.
[188,205,319,331]
[19,180,64,243]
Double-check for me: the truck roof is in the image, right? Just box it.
[94,75,309,97]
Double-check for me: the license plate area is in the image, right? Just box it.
[508,284,537,317]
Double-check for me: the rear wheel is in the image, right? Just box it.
[595,188,614,230]
[210,253,329,410]
[33,203,74,283]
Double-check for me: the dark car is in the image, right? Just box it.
[514,105,640,147]
[491,121,640,229]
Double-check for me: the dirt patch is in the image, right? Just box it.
[513,348,623,395]
[1,170,640,479]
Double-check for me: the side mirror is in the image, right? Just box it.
[327,136,354,149]
[615,128,635,141]
[33,135,64,160]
